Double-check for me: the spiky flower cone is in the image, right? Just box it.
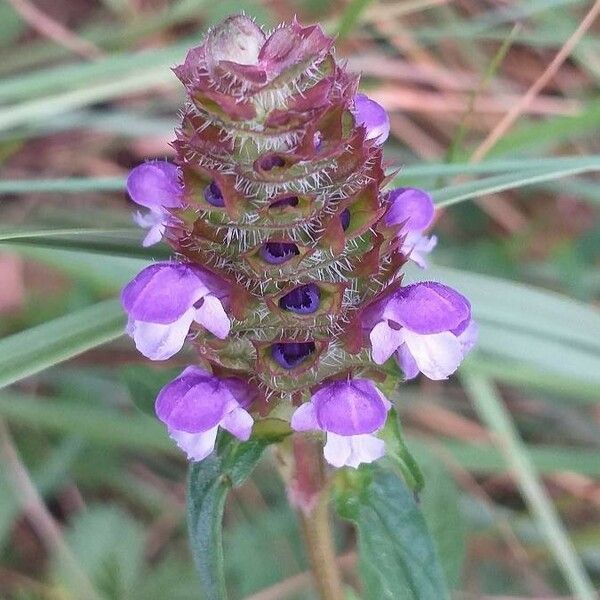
[122,15,476,469]
[167,16,402,399]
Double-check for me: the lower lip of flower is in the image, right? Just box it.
[278,284,320,314]
[271,341,316,369]
[260,242,300,264]
[204,181,225,207]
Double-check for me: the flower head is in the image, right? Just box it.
[385,188,437,268]
[127,161,182,246]
[291,379,391,468]
[369,282,476,380]
[120,15,476,466]
[352,93,390,145]
[121,262,230,360]
[156,366,254,461]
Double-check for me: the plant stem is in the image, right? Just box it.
[291,437,344,600]
[298,495,345,600]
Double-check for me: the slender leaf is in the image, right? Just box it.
[466,355,600,403]
[337,0,375,38]
[3,155,599,194]
[0,299,125,388]
[462,372,596,600]
[0,178,124,193]
[380,409,424,492]
[431,160,600,207]
[187,434,274,600]
[439,439,600,477]
[334,466,450,599]
[0,437,83,550]
[12,246,147,289]
[0,68,177,132]
[411,442,465,590]
[0,392,173,452]
[120,364,181,417]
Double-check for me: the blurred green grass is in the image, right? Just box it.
[0,0,599,599]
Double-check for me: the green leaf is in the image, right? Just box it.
[54,505,146,600]
[431,158,600,208]
[2,155,598,194]
[462,372,597,600]
[13,246,147,289]
[410,442,465,590]
[0,392,173,453]
[0,178,124,193]
[336,0,375,39]
[0,298,125,389]
[380,409,425,492]
[334,466,450,600]
[187,433,274,600]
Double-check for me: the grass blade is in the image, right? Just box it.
[0,299,125,389]
[432,160,600,207]
[461,371,596,600]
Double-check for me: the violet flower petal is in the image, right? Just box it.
[402,233,437,269]
[127,161,182,209]
[290,402,319,432]
[122,263,210,324]
[222,377,257,409]
[396,344,420,380]
[323,433,385,468]
[458,318,479,354]
[385,188,435,232]
[383,282,471,335]
[346,434,386,468]
[155,368,236,433]
[323,432,352,467]
[312,379,389,435]
[352,93,390,145]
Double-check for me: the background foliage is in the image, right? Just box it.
[0,0,599,598]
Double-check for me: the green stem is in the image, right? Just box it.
[298,495,344,600]
[291,437,344,600]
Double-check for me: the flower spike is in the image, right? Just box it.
[121,15,476,464]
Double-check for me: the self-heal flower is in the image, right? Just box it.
[369,282,476,380]
[385,188,437,268]
[121,262,230,361]
[352,93,390,145]
[120,15,478,471]
[127,161,182,246]
[156,366,254,461]
[291,379,391,468]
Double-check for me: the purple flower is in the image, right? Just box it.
[385,188,437,268]
[126,161,182,247]
[121,262,230,360]
[368,282,477,380]
[291,379,391,468]
[352,93,390,145]
[156,366,254,461]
